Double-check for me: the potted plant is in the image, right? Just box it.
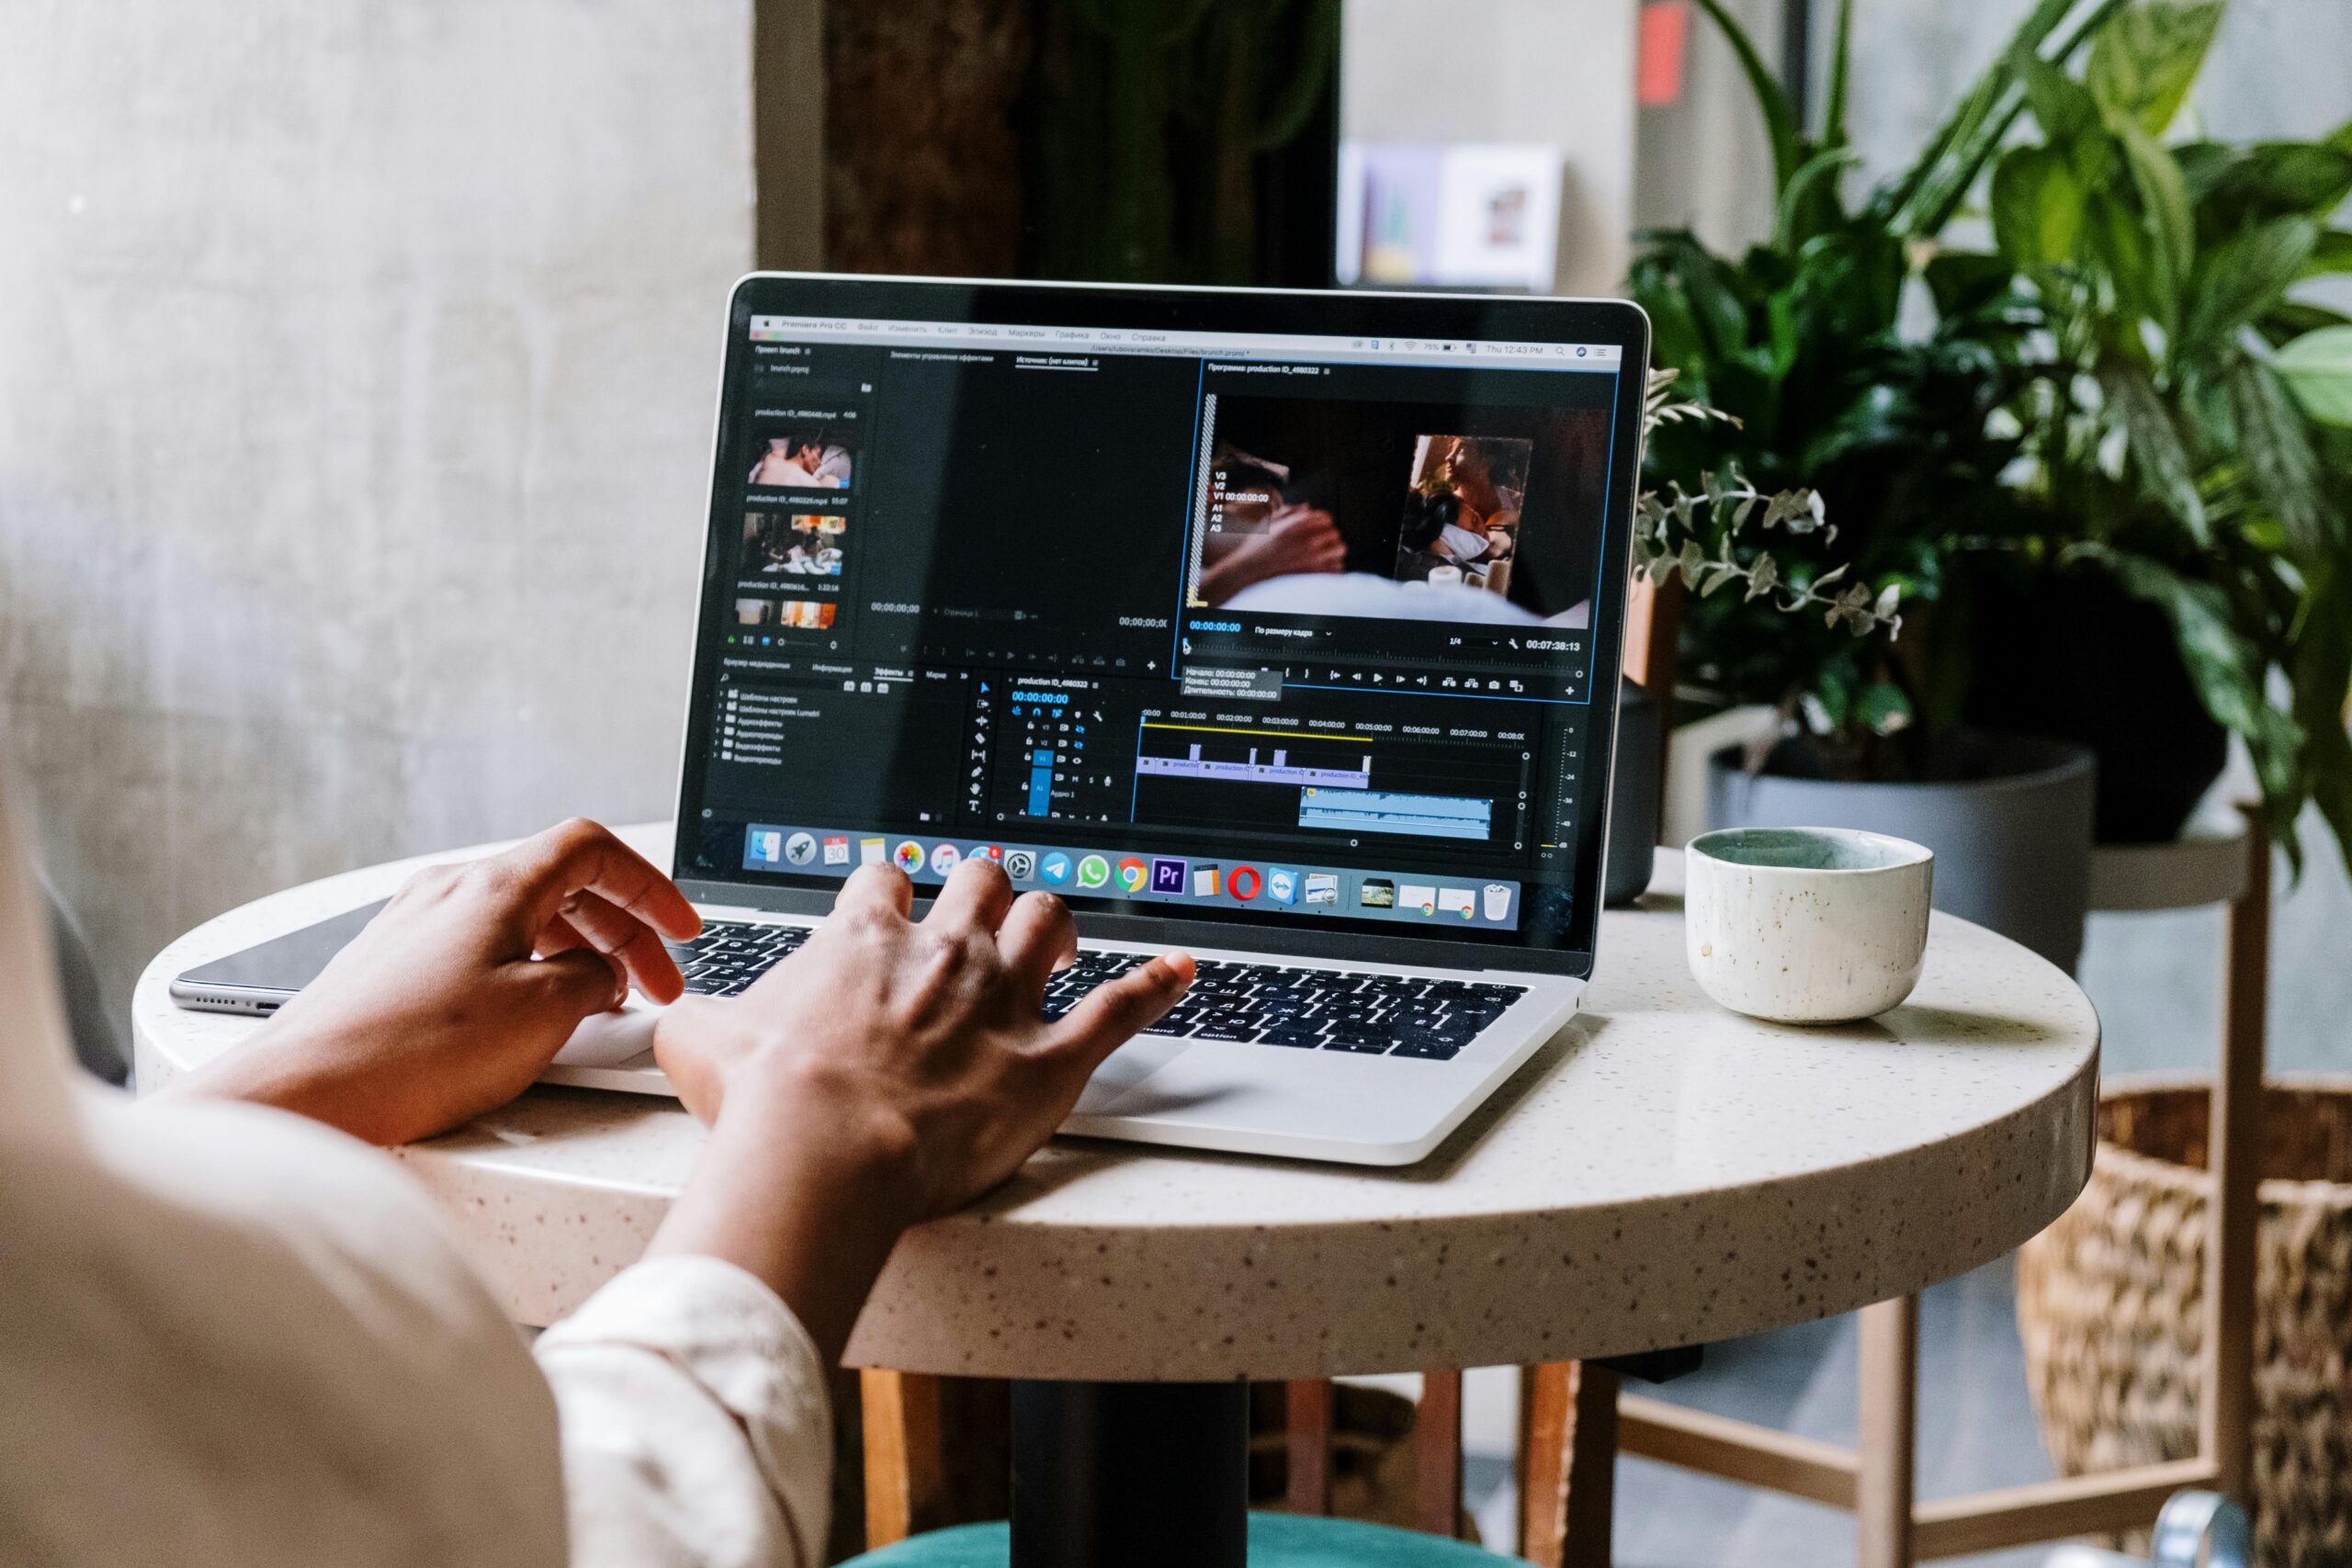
[1631,0,2114,968]
[1969,0,2352,874]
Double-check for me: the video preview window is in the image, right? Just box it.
[1185,394,1610,628]
[748,424,854,491]
[742,510,846,578]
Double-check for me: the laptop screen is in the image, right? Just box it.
[673,278,1645,970]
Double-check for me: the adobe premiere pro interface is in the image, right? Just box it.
[679,310,1628,952]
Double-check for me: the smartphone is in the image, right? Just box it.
[168,900,388,1015]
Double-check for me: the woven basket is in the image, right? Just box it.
[2016,1075,2352,1567]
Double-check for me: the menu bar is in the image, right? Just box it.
[746,314,1621,371]
[738,825,1522,931]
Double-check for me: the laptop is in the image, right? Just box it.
[186,274,1651,1167]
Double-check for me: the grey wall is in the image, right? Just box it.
[0,3,758,1028]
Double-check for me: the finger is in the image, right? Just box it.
[1046,952,1195,1074]
[533,912,592,959]
[928,855,1014,934]
[997,891,1077,994]
[527,944,628,1020]
[552,887,688,1005]
[835,862,914,922]
[495,818,702,946]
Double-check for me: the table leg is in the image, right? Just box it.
[1857,1295,1918,1568]
[1009,1380,1248,1568]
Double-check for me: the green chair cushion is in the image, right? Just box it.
[842,1512,1520,1567]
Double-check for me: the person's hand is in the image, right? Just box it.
[1197,505,1345,603]
[173,819,700,1145]
[645,858,1193,1359]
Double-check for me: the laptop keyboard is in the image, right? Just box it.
[667,920,1528,1062]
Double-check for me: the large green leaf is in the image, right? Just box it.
[2085,1,2223,133]
[2099,355,2208,540]
[2194,142,2352,238]
[1923,250,2019,317]
[2085,190,2162,326]
[2016,42,2101,146]
[1883,0,2124,237]
[2275,325,2352,427]
[2304,230,2352,280]
[1821,0,1855,150]
[2113,116,2194,321]
[1992,144,2086,266]
[2184,216,2319,352]
[1776,147,1860,252]
[2229,351,2345,559]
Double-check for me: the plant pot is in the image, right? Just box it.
[2016,1077,2352,1568]
[1705,732,2095,972]
[1965,567,2229,845]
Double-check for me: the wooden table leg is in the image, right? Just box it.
[2205,806,2269,1504]
[1285,1379,1333,1515]
[1857,1295,1918,1568]
[1519,1360,1620,1568]
[1416,1369,1464,1537]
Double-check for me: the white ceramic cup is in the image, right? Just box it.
[1684,826,1934,1024]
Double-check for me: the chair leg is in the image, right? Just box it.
[1857,1296,1918,1568]
[1285,1379,1334,1515]
[861,1369,944,1549]
[1415,1369,1464,1537]
[1518,1360,1620,1568]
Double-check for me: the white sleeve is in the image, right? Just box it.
[535,1256,833,1568]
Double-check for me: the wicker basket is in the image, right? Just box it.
[2016,1075,2352,1567]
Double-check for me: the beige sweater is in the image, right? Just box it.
[0,786,831,1568]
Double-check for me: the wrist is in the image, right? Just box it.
[724,1055,930,1225]
[648,1052,927,1362]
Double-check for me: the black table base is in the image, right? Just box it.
[1010,1380,1249,1568]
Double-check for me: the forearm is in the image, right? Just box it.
[153,1019,455,1145]
[645,1062,924,1366]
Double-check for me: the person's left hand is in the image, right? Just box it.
[173,818,700,1145]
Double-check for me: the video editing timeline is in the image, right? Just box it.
[684,310,1632,947]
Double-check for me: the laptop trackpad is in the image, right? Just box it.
[1075,1033,1191,1113]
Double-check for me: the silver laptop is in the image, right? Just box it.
[549,272,1651,1166]
[183,274,1650,1167]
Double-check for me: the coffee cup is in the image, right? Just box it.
[1684,827,1933,1024]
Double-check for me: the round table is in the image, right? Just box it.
[136,824,2100,1566]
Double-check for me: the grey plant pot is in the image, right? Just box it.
[1705,735,2098,973]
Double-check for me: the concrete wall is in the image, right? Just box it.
[1340,0,1639,296]
[0,3,759,1029]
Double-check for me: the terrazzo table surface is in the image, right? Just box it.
[136,822,2098,1380]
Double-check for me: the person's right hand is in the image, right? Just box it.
[1197,505,1345,603]
[645,858,1193,1359]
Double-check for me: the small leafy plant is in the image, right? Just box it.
[1634,369,1903,649]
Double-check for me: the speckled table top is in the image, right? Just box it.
[136,823,2098,1379]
